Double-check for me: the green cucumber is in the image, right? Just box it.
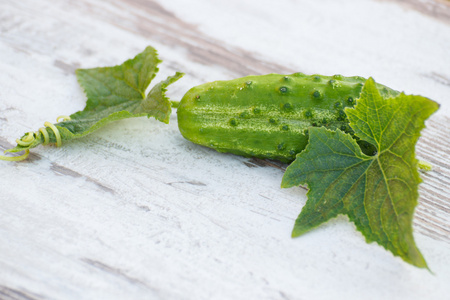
[177,73,399,163]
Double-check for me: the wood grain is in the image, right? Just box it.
[1,0,450,299]
[415,116,450,243]
[82,0,295,76]
[381,0,450,25]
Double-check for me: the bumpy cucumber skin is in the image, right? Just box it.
[177,73,398,163]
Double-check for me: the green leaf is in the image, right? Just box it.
[281,78,439,268]
[5,46,184,155]
[140,72,185,124]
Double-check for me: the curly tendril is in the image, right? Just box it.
[418,160,433,172]
[0,115,71,162]
[44,122,62,147]
[15,132,35,146]
[39,127,50,145]
[56,115,71,123]
[0,150,30,162]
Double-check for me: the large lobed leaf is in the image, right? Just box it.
[281,78,439,268]
[7,46,183,154]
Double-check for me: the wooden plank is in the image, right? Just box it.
[0,0,449,299]
[380,0,450,25]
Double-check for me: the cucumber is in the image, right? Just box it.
[177,73,398,163]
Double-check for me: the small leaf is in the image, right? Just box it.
[6,46,183,155]
[140,72,184,124]
[282,78,439,268]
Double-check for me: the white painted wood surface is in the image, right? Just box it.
[1,0,450,299]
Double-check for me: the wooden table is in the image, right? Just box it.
[1,0,449,299]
